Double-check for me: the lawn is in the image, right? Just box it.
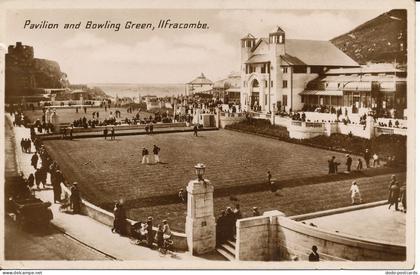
[42,129,404,232]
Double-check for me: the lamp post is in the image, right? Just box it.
[195,163,206,181]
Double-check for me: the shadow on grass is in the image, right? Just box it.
[100,165,405,212]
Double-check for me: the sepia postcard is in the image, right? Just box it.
[0,0,416,271]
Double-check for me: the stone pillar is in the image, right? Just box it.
[215,108,220,128]
[185,179,216,255]
[366,116,375,139]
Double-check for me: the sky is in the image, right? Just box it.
[3,8,390,84]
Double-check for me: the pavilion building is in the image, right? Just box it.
[185,73,213,96]
[240,27,359,113]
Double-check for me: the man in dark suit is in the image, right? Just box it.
[309,245,320,261]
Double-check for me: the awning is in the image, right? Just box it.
[342,81,371,91]
[226,88,240,93]
[299,90,343,96]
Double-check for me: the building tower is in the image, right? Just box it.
[269,26,286,112]
[240,34,256,110]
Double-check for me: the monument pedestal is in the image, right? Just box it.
[185,179,216,255]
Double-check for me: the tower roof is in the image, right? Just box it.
[270,26,285,35]
[241,33,256,40]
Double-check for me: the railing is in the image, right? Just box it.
[291,121,302,126]
[305,122,323,128]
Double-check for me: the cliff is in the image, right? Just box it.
[5,42,69,101]
[331,9,407,65]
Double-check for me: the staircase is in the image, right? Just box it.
[216,239,236,261]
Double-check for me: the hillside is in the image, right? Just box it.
[331,9,407,65]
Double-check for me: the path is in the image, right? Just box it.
[4,116,110,261]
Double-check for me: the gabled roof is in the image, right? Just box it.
[187,73,213,85]
[241,33,256,40]
[284,40,359,67]
[248,38,359,67]
[245,54,270,64]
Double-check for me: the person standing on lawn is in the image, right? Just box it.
[146,216,155,248]
[345,154,352,173]
[110,127,115,140]
[153,145,160,163]
[141,147,149,164]
[193,124,198,136]
[350,181,362,205]
[356,158,363,171]
[104,128,109,140]
[364,149,371,168]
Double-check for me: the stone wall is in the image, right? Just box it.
[60,183,188,251]
[235,210,406,261]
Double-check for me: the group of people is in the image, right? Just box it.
[215,204,261,245]
[348,175,406,213]
[103,127,116,140]
[328,149,383,175]
[387,175,407,212]
[130,215,173,253]
[141,145,161,164]
[20,138,32,153]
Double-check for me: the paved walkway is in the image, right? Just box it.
[304,205,406,245]
[8,116,225,262]
[4,116,110,261]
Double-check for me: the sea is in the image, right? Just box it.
[88,83,186,99]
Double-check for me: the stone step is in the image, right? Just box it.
[227,240,236,248]
[216,247,235,261]
[220,243,236,255]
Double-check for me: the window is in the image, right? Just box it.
[265,80,268,88]
[271,81,273,87]
[283,80,288,88]
[301,95,304,103]
[264,95,267,105]
[282,67,288,73]
[261,65,266,74]
[282,95,288,106]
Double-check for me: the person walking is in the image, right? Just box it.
[70,182,81,214]
[153,145,160,164]
[141,147,149,164]
[193,124,198,137]
[52,169,63,203]
[349,181,362,205]
[31,152,39,169]
[267,170,272,184]
[388,176,400,211]
[400,184,407,213]
[345,154,353,173]
[146,216,155,248]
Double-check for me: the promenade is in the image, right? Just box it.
[8,115,224,262]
